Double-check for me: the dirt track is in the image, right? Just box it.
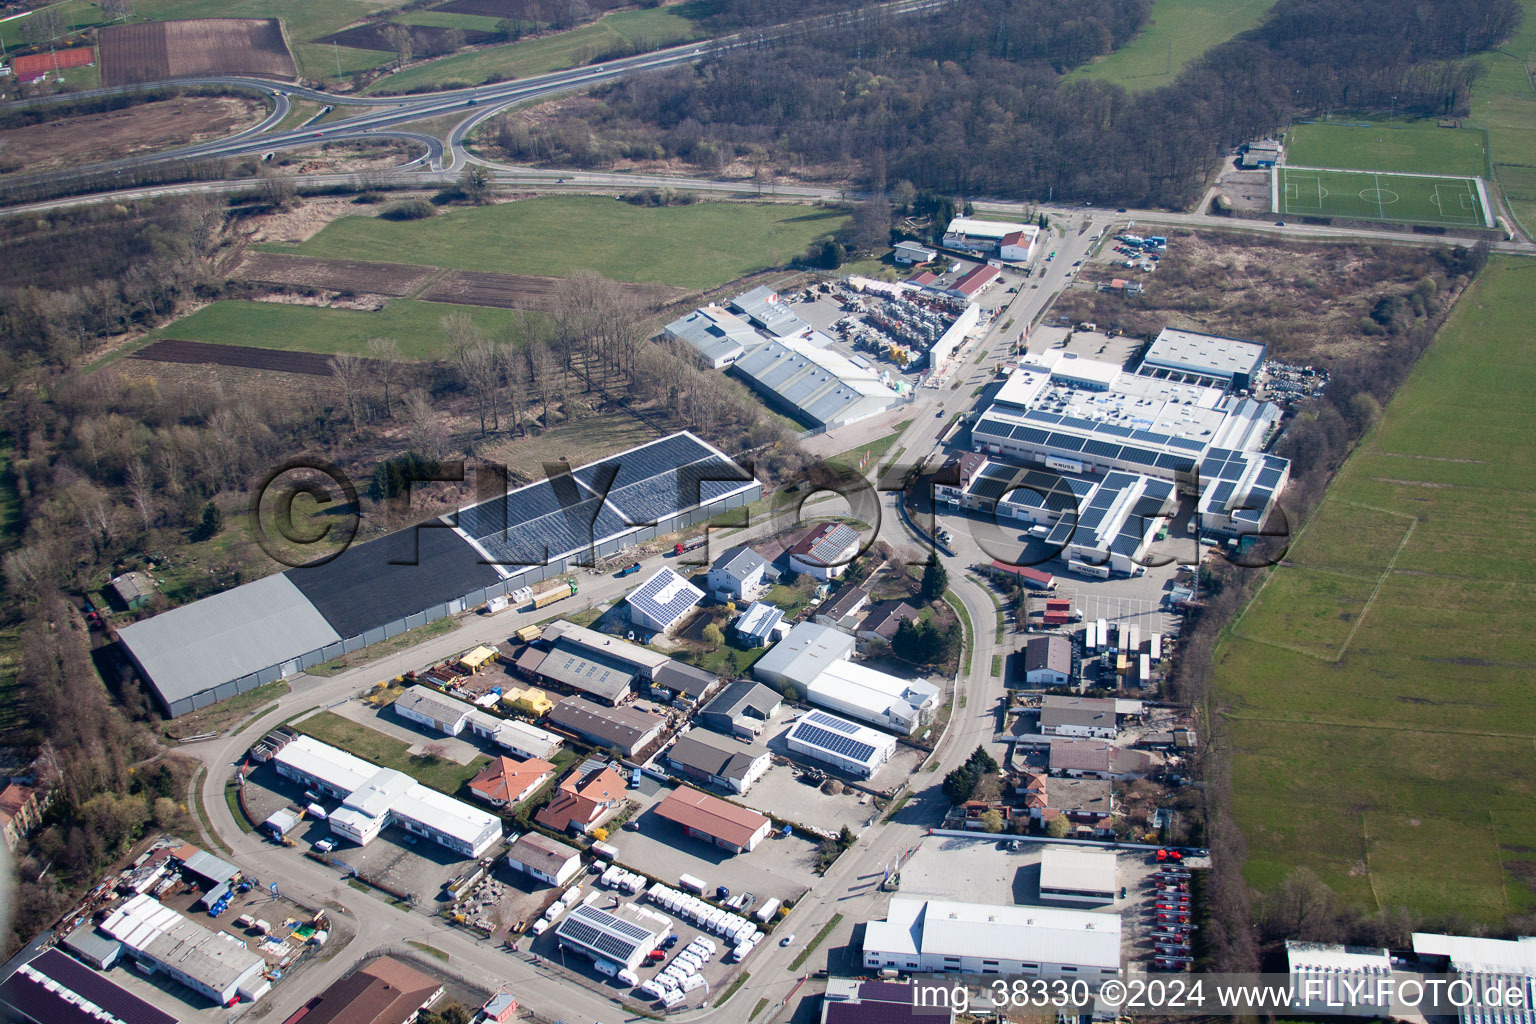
[234,252,438,297]
[422,269,683,310]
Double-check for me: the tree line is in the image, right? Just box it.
[492,0,1516,208]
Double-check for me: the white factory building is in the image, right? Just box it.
[555,903,673,973]
[1140,327,1267,390]
[731,332,902,430]
[627,566,704,635]
[274,735,502,858]
[785,709,898,778]
[1286,941,1396,1018]
[755,621,937,733]
[942,217,1040,262]
[663,304,760,369]
[862,898,1121,977]
[101,894,269,1007]
[1038,847,1118,905]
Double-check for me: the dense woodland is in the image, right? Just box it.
[492,0,1517,206]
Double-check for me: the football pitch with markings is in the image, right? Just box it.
[1274,166,1493,228]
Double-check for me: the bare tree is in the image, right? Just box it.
[20,7,64,46]
[528,340,557,426]
[365,337,402,416]
[403,389,446,458]
[498,343,528,436]
[457,339,500,435]
[125,460,156,532]
[382,24,414,68]
[440,311,482,362]
[99,0,133,19]
[329,352,366,426]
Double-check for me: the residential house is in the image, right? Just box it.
[856,600,920,644]
[787,523,862,581]
[893,241,938,265]
[1049,740,1154,780]
[697,680,782,739]
[505,833,583,887]
[1040,777,1114,834]
[706,545,770,602]
[535,759,627,834]
[666,731,770,795]
[0,782,44,853]
[815,585,870,630]
[467,756,555,809]
[732,601,784,648]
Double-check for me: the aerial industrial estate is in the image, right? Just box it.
[1,1,1532,1023]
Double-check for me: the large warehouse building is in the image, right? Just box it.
[785,710,898,778]
[555,904,673,973]
[756,621,939,733]
[101,894,270,1006]
[862,898,1121,977]
[118,433,759,716]
[731,333,903,430]
[273,735,502,857]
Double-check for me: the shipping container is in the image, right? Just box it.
[532,579,578,609]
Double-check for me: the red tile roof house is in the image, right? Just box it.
[535,760,626,834]
[467,755,555,810]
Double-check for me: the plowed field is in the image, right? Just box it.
[234,252,438,296]
[132,339,343,376]
[99,19,296,86]
[421,269,681,310]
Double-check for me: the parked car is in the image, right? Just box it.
[780,934,796,946]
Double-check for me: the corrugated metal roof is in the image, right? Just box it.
[116,574,340,707]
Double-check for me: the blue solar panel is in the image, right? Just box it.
[1066,477,1096,498]
[574,434,715,494]
[1059,415,1098,431]
[473,496,630,565]
[1219,460,1246,480]
[1134,431,1170,446]
[1170,436,1207,451]
[1156,454,1196,472]
[1082,438,1122,459]
[974,419,1012,438]
[1210,481,1235,507]
[1098,423,1136,438]
[1255,467,1283,487]
[1012,425,1052,445]
[1026,410,1063,424]
[807,711,859,734]
[1120,446,1159,466]
[1046,432,1088,452]
[630,570,700,624]
[981,463,1017,480]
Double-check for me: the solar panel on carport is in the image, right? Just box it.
[285,521,503,638]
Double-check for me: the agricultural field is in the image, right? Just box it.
[1275,167,1493,228]
[145,299,534,359]
[234,252,441,296]
[0,94,267,176]
[1216,257,1536,921]
[1470,0,1536,234]
[1069,0,1279,91]
[98,18,296,85]
[266,196,851,290]
[131,339,354,376]
[365,2,711,93]
[1285,120,1490,178]
[420,269,682,310]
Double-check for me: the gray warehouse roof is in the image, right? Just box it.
[116,574,340,710]
[1140,328,1266,383]
[732,336,901,430]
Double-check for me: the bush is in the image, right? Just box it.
[379,199,435,221]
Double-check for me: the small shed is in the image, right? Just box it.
[459,645,499,672]
[108,571,155,611]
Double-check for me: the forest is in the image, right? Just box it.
[488,0,1517,207]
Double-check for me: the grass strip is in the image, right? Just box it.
[788,913,843,971]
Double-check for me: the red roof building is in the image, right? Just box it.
[653,785,771,853]
[948,264,1000,299]
[535,761,626,834]
[467,755,555,809]
[282,956,442,1024]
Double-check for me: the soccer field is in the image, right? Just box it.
[1274,166,1493,227]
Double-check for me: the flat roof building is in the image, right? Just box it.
[786,710,897,778]
[1039,847,1118,905]
[862,898,1120,977]
[101,894,269,1006]
[555,904,672,973]
[942,217,1039,256]
[1140,327,1266,390]
[0,947,176,1024]
[755,621,856,690]
[1286,941,1395,1018]
[653,785,772,853]
[806,660,940,735]
[274,735,502,857]
[393,685,475,736]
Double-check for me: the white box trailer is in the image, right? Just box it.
[1150,633,1163,663]
[1083,621,1097,653]
[753,897,781,922]
[681,974,706,993]
[679,874,706,895]
[1139,653,1151,684]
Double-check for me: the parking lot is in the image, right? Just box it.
[890,834,1171,966]
[605,779,818,907]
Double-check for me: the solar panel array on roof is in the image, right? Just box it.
[630,570,702,625]
[810,524,860,563]
[573,434,715,493]
[791,714,878,762]
[974,419,1012,438]
[1255,465,1284,488]
[1012,424,1051,445]
[807,710,860,734]
[558,910,651,962]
